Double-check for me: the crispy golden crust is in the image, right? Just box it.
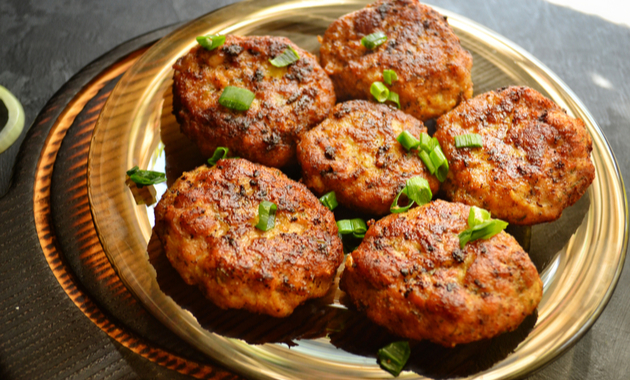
[173,35,336,168]
[154,159,344,317]
[319,0,473,121]
[297,100,440,215]
[340,200,542,346]
[434,86,595,225]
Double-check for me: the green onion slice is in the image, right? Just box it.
[419,150,436,174]
[458,206,508,248]
[0,85,25,154]
[468,206,491,227]
[319,191,338,211]
[383,69,398,85]
[370,81,389,103]
[387,91,401,109]
[196,34,226,51]
[256,201,277,231]
[430,145,449,182]
[351,218,368,238]
[269,45,300,67]
[390,177,432,214]
[377,341,410,377]
[396,131,420,151]
[219,86,255,111]
[126,166,166,188]
[361,32,387,49]
[418,133,433,152]
[455,133,483,148]
[337,218,368,238]
[207,147,229,166]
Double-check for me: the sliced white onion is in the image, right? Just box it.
[0,85,25,154]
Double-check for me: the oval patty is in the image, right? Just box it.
[154,159,344,317]
[319,0,473,121]
[341,200,542,346]
[173,35,336,168]
[297,100,440,216]
[434,86,595,225]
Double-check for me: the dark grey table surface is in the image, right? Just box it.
[1,0,629,379]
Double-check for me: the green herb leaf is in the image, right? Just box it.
[319,191,338,211]
[361,32,387,49]
[387,91,401,109]
[371,81,390,103]
[455,133,483,148]
[336,219,353,235]
[383,69,398,85]
[196,34,226,51]
[377,341,410,377]
[256,201,277,231]
[468,206,491,227]
[218,86,255,111]
[269,45,300,67]
[127,167,166,188]
[396,131,420,151]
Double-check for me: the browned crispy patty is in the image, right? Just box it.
[319,0,473,121]
[172,35,336,168]
[297,100,440,215]
[154,159,344,317]
[434,86,595,225]
[341,200,542,346]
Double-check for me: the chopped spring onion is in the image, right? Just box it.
[269,45,300,67]
[207,147,229,166]
[319,191,338,211]
[256,201,277,231]
[370,81,389,103]
[419,150,436,174]
[196,34,226,51]
[361,31,387,49]
[377,341,410,377]
[337,218,368,239]
[383,69,398,85]
[396,131,420,151]
[458,206,508,248]
[455,133,483,148]
[469,206,491,227]
[218,86,255,111]
[418,133,434,153]
[390,176,432,214]
[430,145,449,182]
[126,166,166,188]
[387,91,401,109]
[0,85,25,154]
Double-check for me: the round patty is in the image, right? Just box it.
[153,159,344,317]
[434,86,595,225]
[319,0,473,121]
[297,100,440,216]
[340,200,542,346]
[172,35,336,168]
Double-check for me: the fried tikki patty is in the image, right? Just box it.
[434,86,595,225]
[319,0,473,121]
[154,159,344,317]
[297,100,440,215]
[173,35,335,168]
[341,200,542,346]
